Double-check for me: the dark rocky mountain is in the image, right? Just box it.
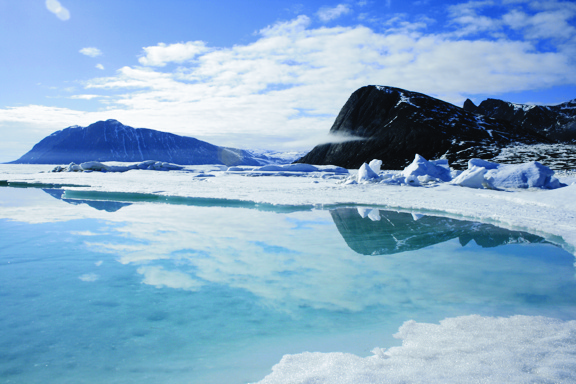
[464,98,576,142]
[10,119,263,166]
[296,86,551,170]
[330,207,546,256]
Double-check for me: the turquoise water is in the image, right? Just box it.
[1,187,575,383]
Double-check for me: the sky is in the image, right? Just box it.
[0,0,575,162]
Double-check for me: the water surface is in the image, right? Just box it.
[1,187,575,383]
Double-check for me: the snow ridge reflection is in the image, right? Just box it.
[44,188,549,255]
[331,207,547,255]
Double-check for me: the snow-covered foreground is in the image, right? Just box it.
[257,315,576,384]
[1,159,576,383]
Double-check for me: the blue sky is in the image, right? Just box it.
[1,0,575,162]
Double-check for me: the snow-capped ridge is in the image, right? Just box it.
[465,97,576,143]
[10,119,292,167]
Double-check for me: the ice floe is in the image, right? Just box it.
[255,315,576,384]
[451,158,564,190]
[43,155,566,191]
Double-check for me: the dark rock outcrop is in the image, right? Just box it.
[11,119,261,166]
[463,98,576,142]
[296,86,548,170]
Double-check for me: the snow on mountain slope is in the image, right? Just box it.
[9,119,293,167]
[297,85,549,170]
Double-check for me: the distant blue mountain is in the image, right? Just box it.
[10,119,277,166]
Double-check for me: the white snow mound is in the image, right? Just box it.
[255,315,576,384]
[351,155,565,190]
[452,158,564,189]
[357,163,379,182]
[401,154,452,184]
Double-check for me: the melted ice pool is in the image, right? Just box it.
[1,187,575,383]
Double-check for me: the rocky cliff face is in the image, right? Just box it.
[463,98,576,142]
[296,86,547,170]
[11,119,262,166]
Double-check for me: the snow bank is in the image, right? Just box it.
[357,163,379,182]
[401,154,452,184]
[255,315,576,384]
[352,155,565,190]
[254,164,319,172]
[352,155,453,186]
[48,155,563,190]
[452,158,564,189]
[51,161,184,173]
[251,163,348,174]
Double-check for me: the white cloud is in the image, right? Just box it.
[137,266,204,291]
[96,63,105,70]
[317,4,352,22]
[138,41,208,67]
[69,94,103,100]
[448,0,576,40]
[80,47,103,58]
[79,273,99,282]
[45,0,70,21]
[260,14,311,37]
[70,230,98,235]
[502,7,576,40]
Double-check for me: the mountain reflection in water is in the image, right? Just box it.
[43,189,132,212]
[39,187,548,255]
[330,207,547,255]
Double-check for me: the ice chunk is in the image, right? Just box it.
[357,163,379,183]
[451,166,495,189]
[401,155,452,183]
[486,161,562,189]
[368,159,382,174]
[468,158,499,170]
[67,162,82,172]
[136,160,157,169]
[80,161,110,172]
[430,158,450,170]
[453,160,565,190]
